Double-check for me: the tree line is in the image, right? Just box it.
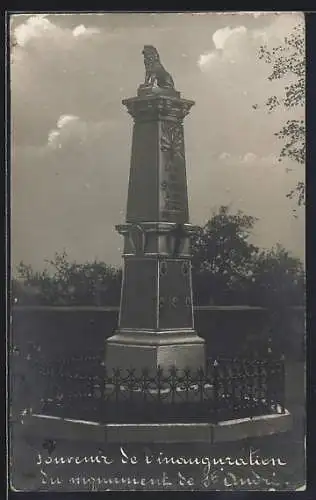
[12,206,305,308]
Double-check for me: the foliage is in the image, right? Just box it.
[14,251,122,306]
[257,22,305,206]
[249,243,305,307]
[190,206,259,305]
[190,206,304,306]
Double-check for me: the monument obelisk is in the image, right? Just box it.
[105,46,205,372]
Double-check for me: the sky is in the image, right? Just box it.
[10,11,305,273]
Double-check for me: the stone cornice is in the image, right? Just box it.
[122,95,195,122]
[116,222,199,235]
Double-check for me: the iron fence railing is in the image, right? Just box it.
[10,344,285,424]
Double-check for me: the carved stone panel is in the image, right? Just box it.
[158,259,193,330]
[126,121,160,223]
[120,259,158,330]
[160,121,185,160]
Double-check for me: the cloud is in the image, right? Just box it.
[47,114,116,150]
[212,25,247,50]
[218,152,231,161]
[47,130,60,148]
[13,14,101,48]
[14,14,56,46]
[197,51,218,71]
[253,12,304,44]
[194,12,305,162]
[57,114,79,128]
[72,24,101,37]
[197,25,249,70]
[197,12,304,72]
[47,114,80,149]
[242,152,257,163]
[11,16,123,147]
[218,151,281,167]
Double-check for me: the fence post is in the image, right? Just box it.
[113,368,121,421]
[213,359,219,423]
[169,366,177,406]
[279,354,286,413]
[157,365,163,403]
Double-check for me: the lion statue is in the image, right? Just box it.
[142,45,175,89]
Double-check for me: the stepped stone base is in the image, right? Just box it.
[18,410,292,444]
[105,330,206,374]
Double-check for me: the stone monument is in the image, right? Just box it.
[105,45,205,373]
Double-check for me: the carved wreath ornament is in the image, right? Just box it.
[160,122,184,161]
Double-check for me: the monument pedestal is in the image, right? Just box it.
[105,83,205,373]
[106,331,205,374]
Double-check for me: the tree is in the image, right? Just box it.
[190,206,259,305]
[257,22,305,206]
[249,243,305,308]
[14,262,55,305]
[190,206,304,307]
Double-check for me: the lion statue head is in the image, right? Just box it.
[142,45,160,68]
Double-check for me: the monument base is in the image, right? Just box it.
[17,409,292,443]
[105,330,205,374]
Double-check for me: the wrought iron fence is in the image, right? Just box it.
[10,343,285,424]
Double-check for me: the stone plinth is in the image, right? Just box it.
[105,332,205,374]
[105,83,205,373]
[19,410,293,443]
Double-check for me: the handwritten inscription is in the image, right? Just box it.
[31,446,290,491]
[36,453,114,466]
